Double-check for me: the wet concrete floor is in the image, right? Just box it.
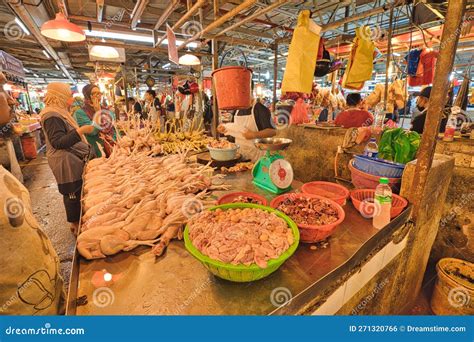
[22,153,76,292]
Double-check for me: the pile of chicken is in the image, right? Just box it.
[188,208,294,268]
[115,117,163,156]
[154,117,211,154]
[78,147,226,259]
[115,116,211,155]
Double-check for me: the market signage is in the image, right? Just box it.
[166,24,179,65]
[0,50,25,77]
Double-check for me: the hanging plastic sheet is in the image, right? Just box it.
[281,10,321,94]
[341,26,375,90]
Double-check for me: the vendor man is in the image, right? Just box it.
[218,97,276,161]
[334,93,373,128]
[411,86,448,134]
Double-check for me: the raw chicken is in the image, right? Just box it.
[77,147,227,259]
[188,208,294,268]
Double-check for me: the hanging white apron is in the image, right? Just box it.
[225,105,264,162]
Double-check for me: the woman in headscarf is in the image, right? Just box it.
[40,82,94,234]
[73,84,116,157]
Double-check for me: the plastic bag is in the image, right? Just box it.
[290,98,310,124]
[378,128,421,164]
[281,10,320,94]
[342,26,375,90]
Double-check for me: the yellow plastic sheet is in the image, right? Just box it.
[281,10,320,94]
[342,26,375,90]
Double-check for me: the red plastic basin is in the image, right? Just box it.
[350,189,408,219]
[217,192,268,206]
[270,193,345,243]
[301,181,350,206]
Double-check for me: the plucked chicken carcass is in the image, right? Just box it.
[365,80,407,113]
[78,147,227,259]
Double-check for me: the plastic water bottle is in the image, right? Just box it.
[373,102,386,130]
[443,110,458,142]
[364,138,379,158]
[373,177,392,229]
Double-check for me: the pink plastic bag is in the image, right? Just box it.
[290,98,310,124]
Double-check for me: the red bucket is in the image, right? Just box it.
[21,135,37,159]
[212,48,252,110]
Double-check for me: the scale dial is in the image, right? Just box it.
[269,159,293,189]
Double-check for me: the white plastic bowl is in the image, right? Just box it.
[207,144,240,161]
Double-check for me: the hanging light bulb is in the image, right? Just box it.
[178,53,200,66]
[90,40,119,59]
[41,12,85,42]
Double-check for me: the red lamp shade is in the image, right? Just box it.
[41,12,85,42]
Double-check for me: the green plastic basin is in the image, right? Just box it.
[184,203,300,282]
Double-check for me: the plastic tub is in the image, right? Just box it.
[217,192,268,206]
[184,203,299,282]
[270,193,345,243]
[350,189,408,219]
[349,159,401,192]
[301,181,350,206]
[207,144,239,161]
[354,155,406,178]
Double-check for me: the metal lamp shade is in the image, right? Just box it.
[41,13,85,42]
[178,53,200,66]
[90,45,120,59]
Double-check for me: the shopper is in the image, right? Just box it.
[127,97,143,118]
[40,82,94,235]
[144,89,163,125]
[74,84,117,157]
[334,93,374,128]
[411,86,448,134]
[0,165,65,315]
[217,95,276,161]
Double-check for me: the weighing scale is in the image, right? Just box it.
[252,138,294,194]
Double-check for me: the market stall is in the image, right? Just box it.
[0,0,471,320]
[67,169,411,315]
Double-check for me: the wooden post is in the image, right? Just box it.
[383,5,394,112]
[410,0,467,219]
[272,42,278,111]
[211,0,219,138]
